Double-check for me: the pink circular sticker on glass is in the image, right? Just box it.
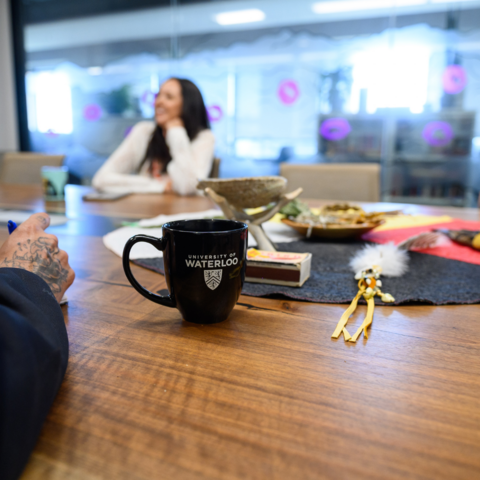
[422,121,453,147]
[207,105,223,122]
[278,80,300,105]
[141,90,156,106]
[442,65,467,95]
[320,118,351,141]
[83,104,102,122]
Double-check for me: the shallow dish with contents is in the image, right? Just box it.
[281,218,385,239]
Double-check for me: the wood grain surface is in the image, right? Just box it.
[0,185,479,480]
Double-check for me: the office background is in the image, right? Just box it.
[2,0,480,206]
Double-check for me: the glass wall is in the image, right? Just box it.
[21,0,480,206]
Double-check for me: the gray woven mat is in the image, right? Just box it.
[133,240,480,305]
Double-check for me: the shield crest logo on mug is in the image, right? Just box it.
[204,269,222,290]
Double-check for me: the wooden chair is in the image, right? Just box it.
[280,163,380,202]
[0,152,65,185]
[209,157,221,179]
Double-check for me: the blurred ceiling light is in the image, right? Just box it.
[87,66,103,75]
[395,0,430,5]
[312,0,427,14]
[214,9,265,26]
[431,0,477,3]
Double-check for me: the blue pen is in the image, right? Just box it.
[7,220,17,235]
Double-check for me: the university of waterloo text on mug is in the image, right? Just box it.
[122,219,248,324]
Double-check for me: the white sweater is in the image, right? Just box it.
[92,121,215,195]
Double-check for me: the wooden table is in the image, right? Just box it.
[1,185,479,480]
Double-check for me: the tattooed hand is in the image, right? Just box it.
[0,213,75,302]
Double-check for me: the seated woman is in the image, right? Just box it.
[92,78,214,195]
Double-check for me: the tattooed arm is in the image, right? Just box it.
[0,213,75,302]
[0,213,71,480]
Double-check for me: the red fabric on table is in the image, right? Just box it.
[363,219,480,266]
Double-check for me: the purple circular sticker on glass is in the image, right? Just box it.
[422,121,453,147]
[320,118,351,141]
[83,104,102,122]
[124,126,133,137]
[207,105,223,122]
[278,80,300,105]
[442,65,467,95]
[141,90,156,106]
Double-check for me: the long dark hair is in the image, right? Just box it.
[139,78,210,173]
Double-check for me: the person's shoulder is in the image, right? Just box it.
[195,129,215,142]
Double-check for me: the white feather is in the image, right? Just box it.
[349,243,409,277]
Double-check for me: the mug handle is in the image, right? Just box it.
[122,234,176,308]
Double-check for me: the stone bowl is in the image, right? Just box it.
[197,176,287,209]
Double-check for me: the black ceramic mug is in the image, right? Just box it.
[122,219,248,324]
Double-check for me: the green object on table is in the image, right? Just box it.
[41,166,69,201]
[279,199,310,218]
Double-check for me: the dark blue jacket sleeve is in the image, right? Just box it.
[0,268,68,480]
